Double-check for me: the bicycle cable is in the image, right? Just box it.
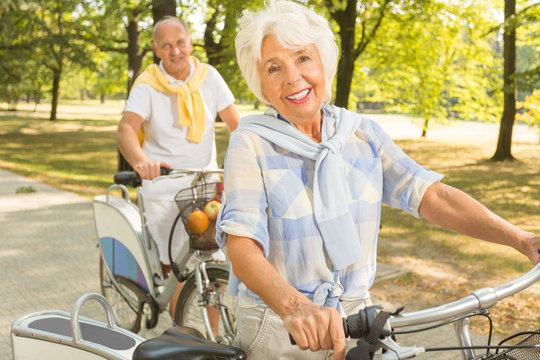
[391,312,492,337]
[423,343,540,353]
[390,312,495,359]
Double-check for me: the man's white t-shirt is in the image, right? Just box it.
[124,60,234,263]
[125,60,235,171]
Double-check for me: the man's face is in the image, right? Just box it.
[152,20,193,80]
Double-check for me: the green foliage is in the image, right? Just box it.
[515,3,540,94]
[16,186,36,194]
[0,0,535,128]
[180,0,260,102]
[0,0,101,117]
[356,0,504,135]
[91,53,128,100]
[517,89,540,133]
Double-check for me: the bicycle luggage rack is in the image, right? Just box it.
[11,293,145,360]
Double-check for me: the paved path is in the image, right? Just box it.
[1,169,102,359]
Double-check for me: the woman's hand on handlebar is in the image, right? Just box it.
[134,160,171,180]
[520,233,540,265]
[283,302,346,360]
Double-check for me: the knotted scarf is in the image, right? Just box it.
[133,56,208,143]
[239,105,363,270]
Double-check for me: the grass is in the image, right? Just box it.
[1,100,539,337]
[0,100,264,197]
[372,138,540,338]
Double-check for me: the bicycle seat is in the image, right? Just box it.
[132,326,247,360]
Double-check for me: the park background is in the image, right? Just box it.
[1,0,539,353]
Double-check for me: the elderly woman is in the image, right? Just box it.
[215,1,540,359]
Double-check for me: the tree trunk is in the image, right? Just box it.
[127,13,142,94]
[203,7,223,67]
[332,0,357,109]
[421,118,429,137]
[335,40,355,108]
[152,0,176,64]
[152,0,176,21]
[50,69,61,121]
[492,0,516,161]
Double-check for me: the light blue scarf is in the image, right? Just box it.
[239,104,363,270]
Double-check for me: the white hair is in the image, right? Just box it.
[235,0,339,104]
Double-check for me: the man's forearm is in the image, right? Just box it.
[117,124,147,168]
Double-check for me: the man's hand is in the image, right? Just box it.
[283,301,346,360]
[134,160,170,180]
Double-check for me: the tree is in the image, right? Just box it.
[15,0,96,120]
[91,52,127,102]
[85,0,153,94]
[174,0,259,103]
[492,0,518,161]
[514,2,539,96]
[356,1,502,137]
[319,0,392,109]
[152,0,176,63]
[0,1,47,109]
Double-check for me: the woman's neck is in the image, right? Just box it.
[287,110,324,143]
[295,121,321,143]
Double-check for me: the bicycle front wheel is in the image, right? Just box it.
[174,267,237,344]
[99,256,142,333]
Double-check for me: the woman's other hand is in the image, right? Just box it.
[283,300,346,359]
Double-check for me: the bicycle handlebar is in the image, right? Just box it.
[113,168,223,188]
[287,264,540,359]
[390,262,540,328]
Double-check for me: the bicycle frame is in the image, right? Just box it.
[93,169,234,340]
[382,262,540,360]
[11,266,539,360]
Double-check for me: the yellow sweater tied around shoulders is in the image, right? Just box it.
[133,56,209,144]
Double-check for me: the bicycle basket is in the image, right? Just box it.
[174,182,222,251]
[484,331,540,360]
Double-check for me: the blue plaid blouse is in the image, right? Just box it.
[216,104,443,309]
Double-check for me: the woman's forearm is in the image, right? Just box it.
[419,181,540,263]
[226,234,312,317]
[225,234,346,357]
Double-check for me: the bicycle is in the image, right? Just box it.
[11,263,540,359]
[92,168,237,344]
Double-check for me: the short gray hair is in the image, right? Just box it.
[235,0,339,105]
[153,16,190,43]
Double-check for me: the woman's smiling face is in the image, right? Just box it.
[257,35,326,126]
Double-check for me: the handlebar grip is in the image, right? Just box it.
[113,167,171,187]
[160,167,171,176]
[114,171,141,187]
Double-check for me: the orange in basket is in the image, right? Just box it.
[186,209,210,235]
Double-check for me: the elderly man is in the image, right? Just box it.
[117,16,240,315]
